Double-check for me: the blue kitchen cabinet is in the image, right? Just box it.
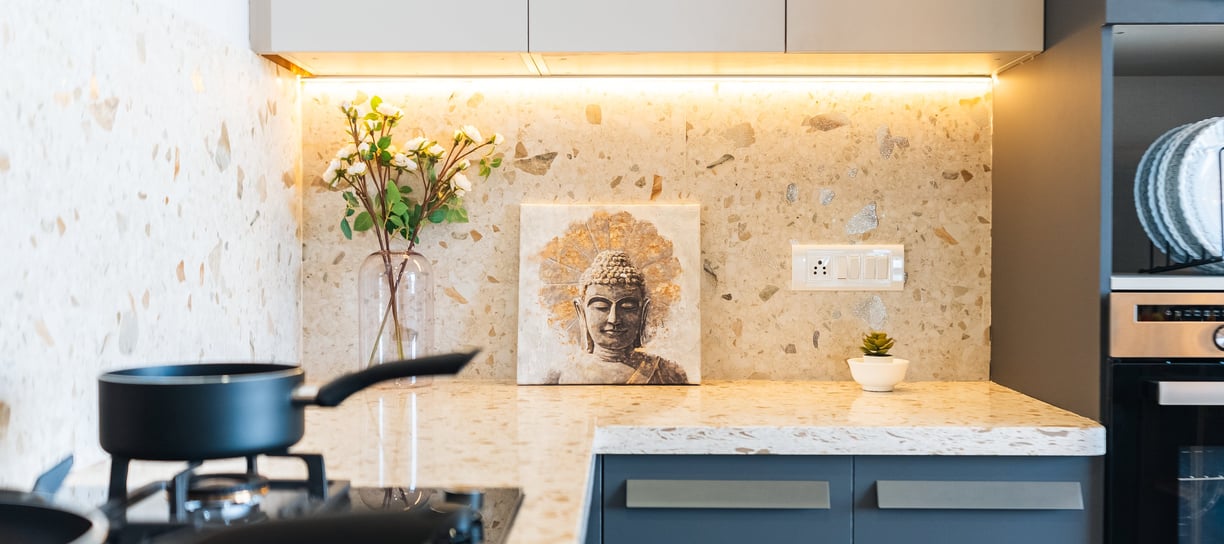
[600,455,854,544]
[1107,0,1224,23]
[595,455,1099,544]
[853,456,1101,544]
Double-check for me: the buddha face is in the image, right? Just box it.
[578,283,647,353]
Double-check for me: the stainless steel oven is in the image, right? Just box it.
[1107,289,1224,543]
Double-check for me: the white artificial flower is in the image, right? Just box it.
[404,137,426,151]
[428,144,446,157]
[321,159,342,186]
[458,159,471,171]
[451,172,472,195]
[355,100,372,119]
[491,132,504,145]
[348,162,367,176]
[392,153,418,171]
[357,142,371,155]
[462,125,482,143]
[340,100,356,119]
[376,103,401,118]
[335,144,357,159]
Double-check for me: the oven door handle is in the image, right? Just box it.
[1156,381,1224,406]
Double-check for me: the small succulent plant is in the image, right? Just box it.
[860,331,895,357]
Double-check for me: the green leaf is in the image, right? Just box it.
[377,136,392,149]
[370,96,383,111]
[391,201,408,215]
[380,150,392,164]
[353,211,374,232]
[345,208,354,217]
[385,180,401,205]
[388,215,403,228]
[342,191,359,207]
[399,183,413,194]
[479,165,491,178]
[491,157,502,167]
[428,209,446,223]
[340,218,353,240]
[445,206,469,223]
[364,112,379,121]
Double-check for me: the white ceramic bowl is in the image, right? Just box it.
[846,357,910,392]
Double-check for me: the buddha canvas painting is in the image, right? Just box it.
[517,203,701,385]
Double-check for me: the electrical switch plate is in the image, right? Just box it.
[790,243,905,291]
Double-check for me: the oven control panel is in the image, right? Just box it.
[1112,292,1224,358]
[1136,305,1224,322]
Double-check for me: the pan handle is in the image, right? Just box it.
[310,350,479,407]
[32,455,73,497]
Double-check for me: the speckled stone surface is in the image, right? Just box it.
[68,380,1103,544]
[0,0,301,487]
[299,78,994,383]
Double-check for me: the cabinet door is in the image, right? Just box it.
[1107,0,1224,23]
[786,0,1042,53]
[854,456,1100,544]
[528,0,785,52]
[251,0,527,52]
[601,455,852,544]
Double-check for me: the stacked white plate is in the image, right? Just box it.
[1134,117,1224,272]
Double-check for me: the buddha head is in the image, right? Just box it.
[573,250,651,356]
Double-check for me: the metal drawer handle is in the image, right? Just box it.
[876,480,1083,510]
[1157,381,1224,406]
[626,480,830,509]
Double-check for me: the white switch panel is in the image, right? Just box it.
[790,243,905,291]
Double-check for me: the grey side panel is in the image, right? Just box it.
[626,479,830,509]
[992,0,1106,421]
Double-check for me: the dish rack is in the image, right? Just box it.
[1141,147,1224,274]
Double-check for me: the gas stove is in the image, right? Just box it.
[76,453,523,543]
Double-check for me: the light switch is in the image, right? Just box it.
[789,243,905,291]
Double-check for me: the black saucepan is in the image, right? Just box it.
[99,350,476,460]
[0,456,109,544]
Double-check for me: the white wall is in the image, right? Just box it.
[0,0,301,487]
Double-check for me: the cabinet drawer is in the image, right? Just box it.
[854,456,1100,544]
[602,455,853,544]
[1107,0,1224,23]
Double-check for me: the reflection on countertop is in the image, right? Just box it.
[68,380,1103,544]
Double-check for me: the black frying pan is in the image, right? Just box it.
[0,456,109,544]
[98,350,477,460]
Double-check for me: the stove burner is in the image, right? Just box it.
[170,473,271,525]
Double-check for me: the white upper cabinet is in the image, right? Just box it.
[249,0,1042,76]
[787,0,1042,53]
[785,0,1043,75]
[527,0,785,53]
[250,0,532,76]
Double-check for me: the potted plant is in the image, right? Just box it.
[860,331,896,363]
[847,331,910,392]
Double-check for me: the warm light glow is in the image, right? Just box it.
[303,76,993,96]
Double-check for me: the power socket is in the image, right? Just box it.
[790,243,905,291]
[811,256,832,279]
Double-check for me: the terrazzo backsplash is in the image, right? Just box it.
[0,0,301,487]
[301,78,992,382]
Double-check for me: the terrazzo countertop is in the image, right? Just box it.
[68,380,1104,544]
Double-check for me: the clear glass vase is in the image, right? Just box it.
[358,250,434,387]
